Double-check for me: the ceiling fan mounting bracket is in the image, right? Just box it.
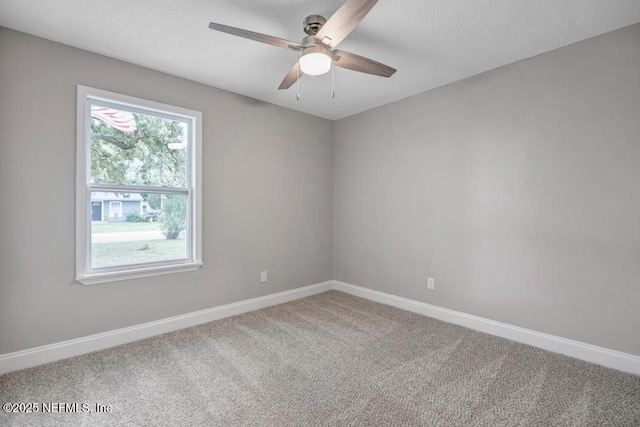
[303,15,327,35]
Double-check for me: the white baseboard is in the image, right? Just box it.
[0,281,333,374]
[332,280,640,375]
[3,279,638,376]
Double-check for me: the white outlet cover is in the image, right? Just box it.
[427,278,435,290]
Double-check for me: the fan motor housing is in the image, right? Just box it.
[302,37,329,54]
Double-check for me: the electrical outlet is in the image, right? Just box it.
[261,271,268,283]
[427,277,435,290]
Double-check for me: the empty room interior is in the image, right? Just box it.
[1,0,639,425]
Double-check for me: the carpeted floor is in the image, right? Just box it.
[1,290,639,426]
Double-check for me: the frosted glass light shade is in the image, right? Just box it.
[299,52,331,76]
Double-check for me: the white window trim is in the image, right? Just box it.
[109,201,122,218]
[76,85,202,285]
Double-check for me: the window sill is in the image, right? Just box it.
[76,262,203,285]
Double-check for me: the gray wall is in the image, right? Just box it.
[2,23,639,358]
[0,28,333,354]
[333,24,640,356]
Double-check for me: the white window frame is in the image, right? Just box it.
[109,201,122,218]
[76,85,202,285]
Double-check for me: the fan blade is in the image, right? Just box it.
[209,22,302,50]
[332,50,396,77]
[315,0,378,48]
[278,62,302,90]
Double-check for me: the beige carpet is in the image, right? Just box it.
[1,290,639,426]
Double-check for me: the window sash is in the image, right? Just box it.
[85,186,193,274]
[86,99,194,188]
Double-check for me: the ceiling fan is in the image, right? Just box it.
[208,0,396,90]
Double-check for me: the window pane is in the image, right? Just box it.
[90,104,188,187]
[90,192,189,269]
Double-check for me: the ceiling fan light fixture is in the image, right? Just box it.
[299,50,332,76]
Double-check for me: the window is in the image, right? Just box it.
[109,201,122,218]
[76,86,202,284]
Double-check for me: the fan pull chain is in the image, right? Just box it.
[296,50,301,101]
[331,61,335,99]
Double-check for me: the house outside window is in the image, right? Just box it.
[76,85,202,284]
[109,201,122,218]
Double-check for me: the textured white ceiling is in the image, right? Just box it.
[1,0,639,120]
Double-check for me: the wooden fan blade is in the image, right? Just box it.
[332,49,396,77]
[209,22,302,50]
[315,0,378,48]
[278,62,302,90]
